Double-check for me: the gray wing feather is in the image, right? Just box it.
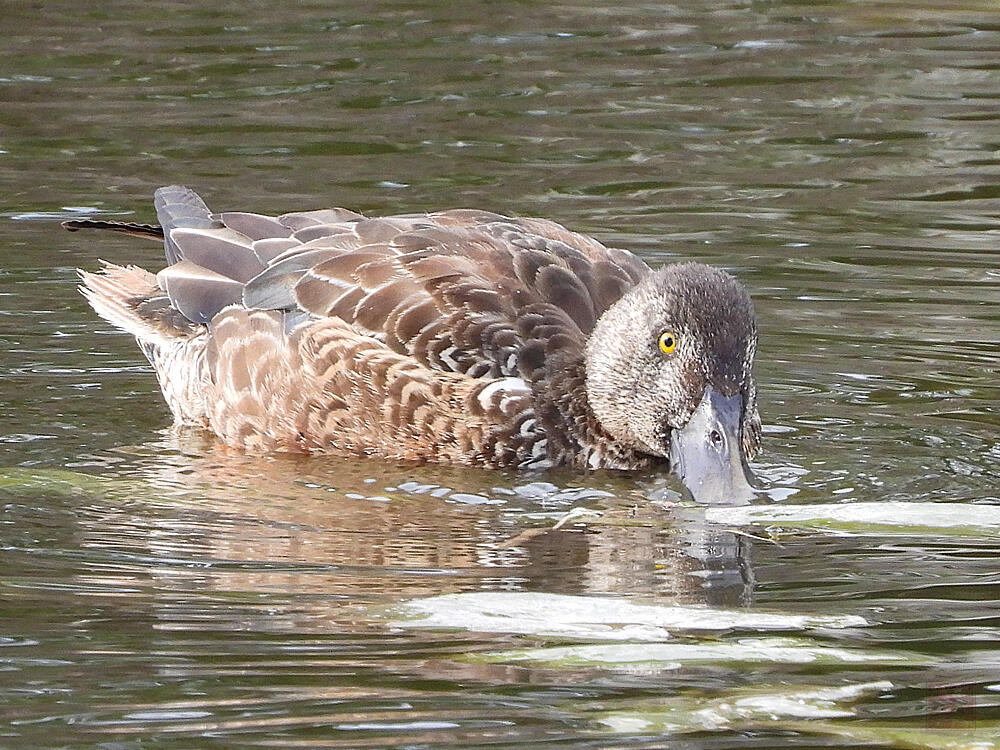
[157,260,244,324]
[252,237,302,265]
[169,227,265,283]
[217,212,293,240]
[243,248,346,310]
[154,186,220,264]
[290,224,358,243]
[278,208,364,230]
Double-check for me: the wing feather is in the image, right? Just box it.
[217,212,293,240]
[169,227,264,283]
[106,192,652,384]
[156,260,244,324]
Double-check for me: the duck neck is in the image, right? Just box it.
[527,354,659,471]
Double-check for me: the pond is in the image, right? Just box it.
[2,1,999,747]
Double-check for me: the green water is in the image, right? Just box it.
[2,1,999,747]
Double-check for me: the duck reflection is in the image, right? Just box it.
[78,432,755,613]
[514,514,753,607]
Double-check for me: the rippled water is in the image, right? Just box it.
[2,1,999,748]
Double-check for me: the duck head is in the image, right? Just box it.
[585,262,760,504]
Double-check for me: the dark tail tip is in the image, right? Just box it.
[61,219,165,240]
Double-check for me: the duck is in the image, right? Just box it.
[67,185,761,504]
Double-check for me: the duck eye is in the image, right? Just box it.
[658,331,677,354]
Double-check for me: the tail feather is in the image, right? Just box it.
[78,261,209,426]
[78,262,167,345]
[79,260,204,342]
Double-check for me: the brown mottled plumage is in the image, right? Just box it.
[73,186,761,492]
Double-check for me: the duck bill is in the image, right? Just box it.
[669,386,757,505]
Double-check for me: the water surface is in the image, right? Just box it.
[2,1,999,747]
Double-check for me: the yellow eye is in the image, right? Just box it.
[658,331,677,354]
